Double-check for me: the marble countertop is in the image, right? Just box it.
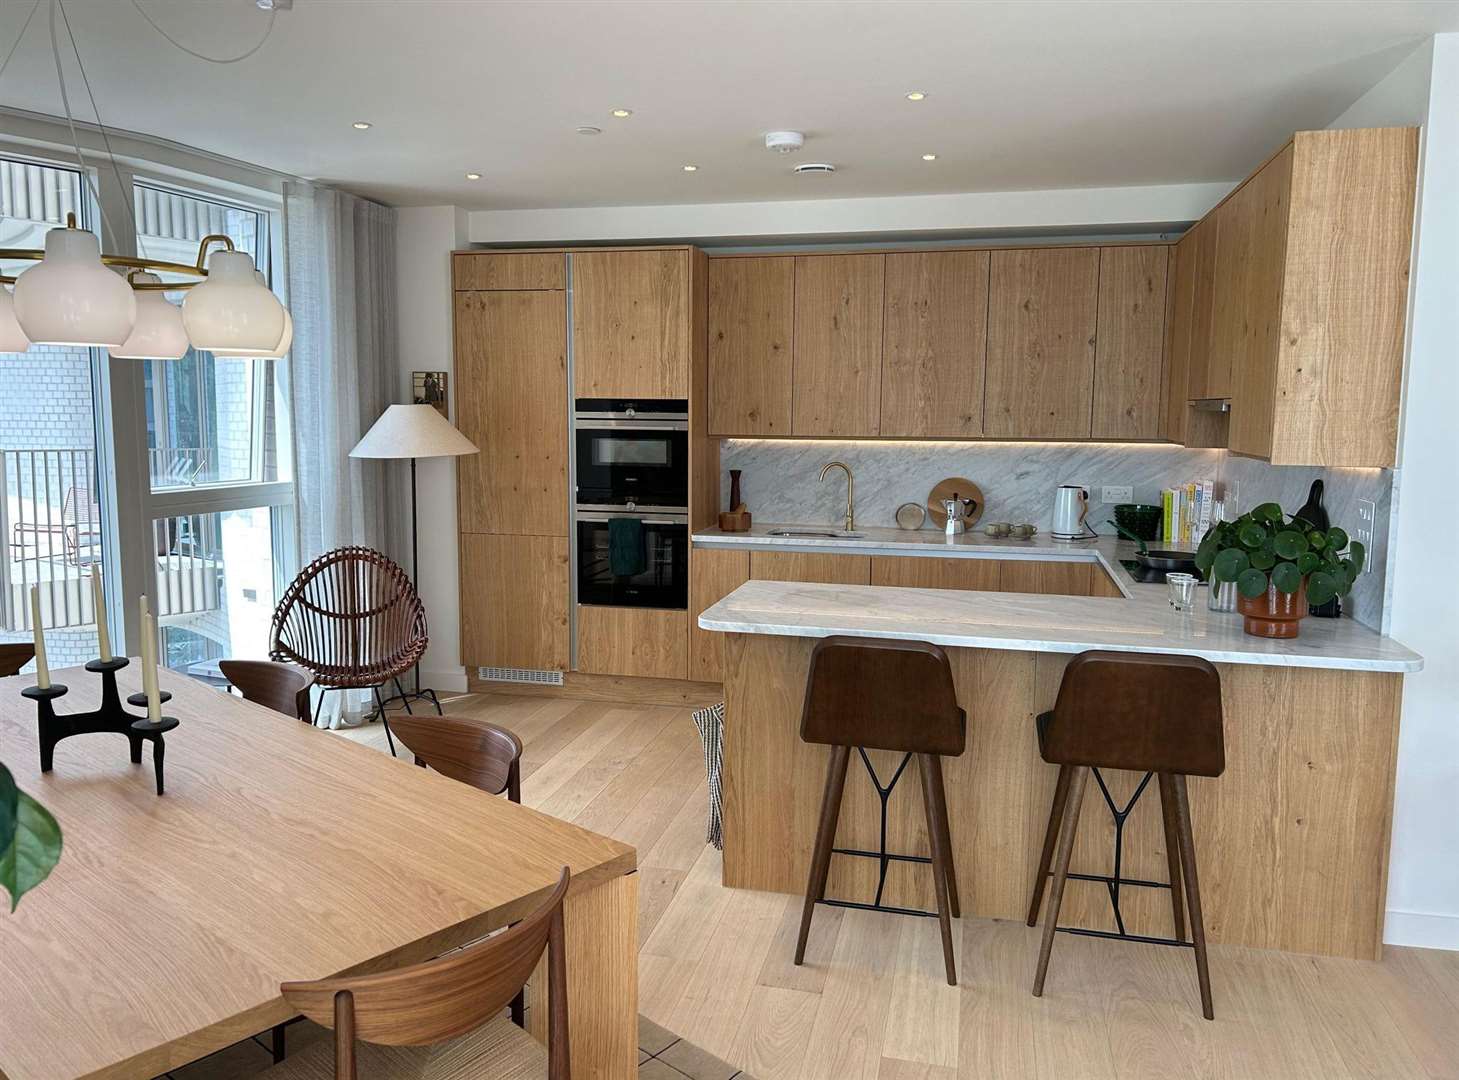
[694,524,1422,672]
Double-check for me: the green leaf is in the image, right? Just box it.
[0,765,16,870]
[1295,551,1320,575]
[1307,570,1341,608]
[1212,547,1250,582]
[1307,529,1327,551]
[1273,530,1309,560]
[1271,561,1304,595]
[1250,549,1277,571]
[1236,567,1271,599]
[1348,540,1366,574]
[1238,522,1267,549]
[0,784,62,911]
[1340,559,1359,588]
[1254,502,1284,524]
[1326,527,1349,551]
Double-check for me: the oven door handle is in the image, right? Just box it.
[575,418,689,431]
[576,512,687,525]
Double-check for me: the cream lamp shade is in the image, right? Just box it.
[109,273,190,360]
[12,225,136,346]
[182,249,286,352]
[0,286,30,353]
[349,404,479,460]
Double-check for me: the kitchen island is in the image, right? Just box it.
[696,531,1421,960]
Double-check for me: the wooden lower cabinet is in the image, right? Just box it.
[460,533,569,671]
[749,551,871,585]
[689,548,750,683]
[998,560,1093,596]
[576,606,689,680]
[1089,565,1125,597]
[870,555,1000,592]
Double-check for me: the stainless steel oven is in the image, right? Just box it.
[575,511,688,609]
[574,399,688,511]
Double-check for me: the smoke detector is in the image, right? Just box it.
[793,162,836,175]
[765,131,805,154]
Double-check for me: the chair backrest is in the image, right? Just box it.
[389,714,523,800]
[281,867,571,1080]
[800,635,965,756]
[270,547,428,687]
[1042,650,1225,777]
[219,659,314,722]
[0,643,36,678]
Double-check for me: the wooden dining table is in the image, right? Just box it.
[0,662,638,1080]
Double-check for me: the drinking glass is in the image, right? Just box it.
[1166,572,1198,611]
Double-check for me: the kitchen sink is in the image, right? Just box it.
[766,528,866,539]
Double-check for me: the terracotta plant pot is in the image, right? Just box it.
[1236,578,1309,639]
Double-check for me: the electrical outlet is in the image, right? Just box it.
[1100,485,1133,504]
[1355,498,1377,574]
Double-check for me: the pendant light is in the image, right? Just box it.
[181,249,286,353]
[109,273,189,360]
[209,272,293,358]
[0,286,31,353]
[12,225,137,347]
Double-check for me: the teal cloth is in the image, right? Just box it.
[607,518,647,577]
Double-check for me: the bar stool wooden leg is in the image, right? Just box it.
[1033,765,1087,998]
[796,745,851,966]
[924,753,960,919]
[1157,772,1187,942]
[1172,773,1214,1020]
[1026,764,1071,927]
[917,754,957,985]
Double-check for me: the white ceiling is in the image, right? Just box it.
[0,0,1456,209]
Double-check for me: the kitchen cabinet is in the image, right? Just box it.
[984,247,1100,439]
[880,250,989,438]
[707,257,795,436]
[1091,246,1169,440]
[792,254,885,436]
[750,550,871,585]
[1090,566,1125,597]
[870,556,1001,592]
[688,548,751,682]
[460,533,569,671]
[1177,216,1224,400]
[454,289,568,535]
[576,605,689,680]
[452,251,565,291]
[998,560,1093,596]
[572,249,690,399]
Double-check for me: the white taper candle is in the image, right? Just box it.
[91,566,111,662]
[29,585,50,689]
[143,613,161,722]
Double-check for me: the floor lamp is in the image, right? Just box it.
[350,404,479,716]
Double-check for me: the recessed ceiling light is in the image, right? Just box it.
[465,172,482,181]
[682,164,698,172]
[922,153,937,161]
[611,108,633,118]
[576,125,602,136]
[352,121,372,130]
[905,91,927,101]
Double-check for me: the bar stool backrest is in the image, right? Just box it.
[1045,650,1225,777]
[800,635,965,756]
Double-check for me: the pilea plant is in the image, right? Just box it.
[1195,501,1365,607]
[0,762,62,910]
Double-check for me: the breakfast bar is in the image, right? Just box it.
[697,533,1422,962]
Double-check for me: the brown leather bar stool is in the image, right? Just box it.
[793,635,965,985]
[1026,650,1224,1019]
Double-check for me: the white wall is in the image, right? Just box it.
[394,205,470,692]
[1328,36,1459,951]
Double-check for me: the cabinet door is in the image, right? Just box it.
[985,248,1100,438]
[688,548,751,682]
[576,606,688,680]
[1219,146,1294,459]
[707,257,794,435]
[792,254,885,436]
[454,290,568,535]
[572,250,689,398]
[880,250,989,437]
[870,556,1001,591]
[749,551,871,585]
[1091,246,1169,440]
[1181,217,1222,399]
[997,560,1092,596]
[452,252,564,291]
[460,534,569,670]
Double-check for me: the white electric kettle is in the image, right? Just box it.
[1051,485,1092,540]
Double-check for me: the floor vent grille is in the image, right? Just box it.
[477,666,565,686]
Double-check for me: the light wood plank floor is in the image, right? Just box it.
[337,692,1459,1080]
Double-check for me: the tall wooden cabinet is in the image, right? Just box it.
[792,254,885,436]
[572,249,691,398]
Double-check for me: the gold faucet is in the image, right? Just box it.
[819,460,855,532]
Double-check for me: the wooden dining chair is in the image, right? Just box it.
[0,643,36,678]
[219,659,315,722]
[264,867,570,1080]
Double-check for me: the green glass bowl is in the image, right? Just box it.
[1113,503,1163,542]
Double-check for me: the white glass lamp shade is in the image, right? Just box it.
[109,274,189,360]
[182,249,285,352]
[0,286,31,353]
[210,272,292,358]
[12,226,137,347]
[350,404,479,460]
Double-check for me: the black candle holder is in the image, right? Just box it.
[21,656,179,795]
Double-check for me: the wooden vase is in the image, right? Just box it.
[1236,578,1309,639]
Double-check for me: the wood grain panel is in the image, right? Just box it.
[572,249,689,398]
[1270,127,1418,467]
[880,250,989,437]
[1160,229,1192,443]
[689,548,751,683]
[792,254,885,436]
[749,551,872,586]
[452,251,565,291]
[576,605,689,680]
[1088,565,1125,597]
[997,560,1092,596]
[984,247,1100,438]
[688,249,719,531]
[707,256,795,435]
[454,290,568,535]
[1181,215,1223,399]
[460,533,569,671]
[1092,246,1169,439]
[870,555,1001,592]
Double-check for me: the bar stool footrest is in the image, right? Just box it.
[817,897,941,919]
[1055,925,1195,948]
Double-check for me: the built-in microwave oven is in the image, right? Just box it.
[574,399,688,511]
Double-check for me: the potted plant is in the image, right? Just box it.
[1195,502,1365,639]
[1,761,62,910]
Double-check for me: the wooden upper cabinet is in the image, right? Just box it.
[452,252,564,291]
[792,254,885,436]
[1091,246,1169,440]
[454,290,568,535]
[707,257,794,435]
[572,249,690,398]
[984,247,1100,439]
[1179,217,1223,399]
[880,250,989,438]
